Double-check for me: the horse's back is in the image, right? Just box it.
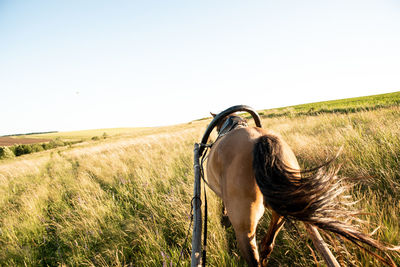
[208,127,298,177]
[206,127,260,198]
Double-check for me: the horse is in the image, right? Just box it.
[205,112,399,266]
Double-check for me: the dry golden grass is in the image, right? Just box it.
[0,107,399,266]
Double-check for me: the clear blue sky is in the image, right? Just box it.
[1,1,399,135]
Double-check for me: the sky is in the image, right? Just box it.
[1,1,400,136]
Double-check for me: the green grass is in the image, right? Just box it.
[258,91,400,118]
[0,92,399,266]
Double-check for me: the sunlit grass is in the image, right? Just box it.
[0,105,399,266]
[17,122,205,141]
[259,91,400,118]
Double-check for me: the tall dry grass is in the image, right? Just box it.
[0,108,399,266]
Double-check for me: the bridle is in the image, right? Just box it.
[199,105,262,156]
[217,115,248,139]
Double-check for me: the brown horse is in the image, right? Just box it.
[206,113,399,266]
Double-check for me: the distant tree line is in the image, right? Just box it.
[0,138,82,159]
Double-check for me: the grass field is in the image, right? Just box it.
[2,128,158,143]
[0,92,399,266]
[0,137,51,146]
[259,91,400,118]
[23,128,154,140]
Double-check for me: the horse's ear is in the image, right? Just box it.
[210,112,217,118]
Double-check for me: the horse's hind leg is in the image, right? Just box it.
[220,201,231,228]
[225,198,264,267]
[234,230,259,266]
[260,210,285,266]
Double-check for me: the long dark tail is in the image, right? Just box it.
[253,135,399,264]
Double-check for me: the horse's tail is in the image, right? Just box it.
[252,135,399,264]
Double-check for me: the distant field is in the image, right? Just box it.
[258,91,400,117]
[13,126,198,141]
[0,137,51,146]
[19,128,150,140]
[1,129,142,147]
[2,127,169,146]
